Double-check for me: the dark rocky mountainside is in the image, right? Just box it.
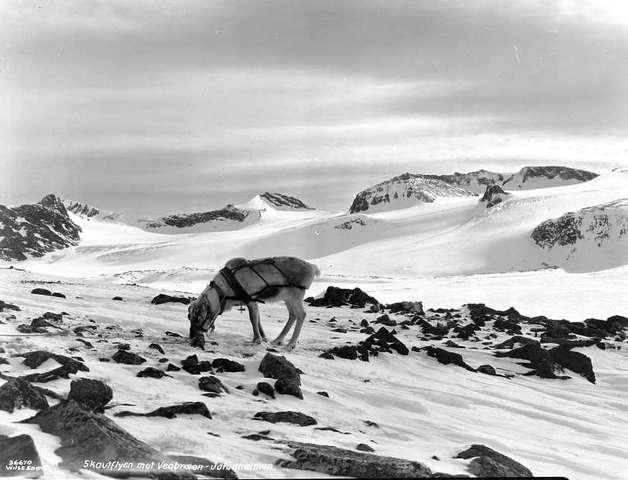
[141,204,258,231]
[64,200,121,222]
[503,166,598,189]
[259,192,313,210]
[531,199,628,250]
[0,194,82,261]
[480,184,510,208]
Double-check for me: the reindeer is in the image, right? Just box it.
[187,257,320,350]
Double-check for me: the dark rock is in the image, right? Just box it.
[422,346,475,371]
[258,353,301,384]
[199,376,229,395]
[493,317,522,334]
[0,300,21,312]
[356,443,375,452]
[275,378,303,399]
[363,327,409,355]
[181,354,213,375]
[73,325,97,336]
[31,288,52,296]
[374,314,397,326]
[164,330,183,338]
[456,444,532,477]
[495,343,558,379]
[212,358,245,373]
[278,441,431,477]
[68,378,113,413]
[317,391,329,397]
[360,319,370,328]
[254,411,317,426]
[0,434,42,477]
[550,346,596,384]
[112,296,124,301]
[148,343,165,354]
[305,286,380,308]
[493,336,539,349]
[0,357,8,365]
[242,433,273,441]
[322,345,360,360]
[150,294,191,305]
[116,401,211,419]
[387,301,424,315]
[166,363,181,372]
[51,292,66,298]
[453,323,479,340]
[112,349,146,365]
[137,367,170,379]
[21,400,196,479]
[315,426,350,434]
[117,343,131,351]
[256,382,275,399]
[481,184,510,208]
[332,327,348,333]
[443,340,465,348]
[476,365,497,376]
[0,378,49,413]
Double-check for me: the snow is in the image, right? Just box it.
[0,267,626,480]
[1,170,627,479]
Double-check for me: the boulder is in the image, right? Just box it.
[356,443,375,452]
[255,381,275,399]
[305,286,380,308]
[116,401,211,419]
[112,349,146,365]
[363,327,409,355]
[137,367,170,379]
[253,411,317,426]
[278,441,431,477]
[150,294,191,305]
[68,378,113,413]
[51,292,66,298]
[212,358,245,373]
[199,376,229,396]
[0,378,49,413]
[148,343,165,354]
[550,346,596,384]
[258,353,301,385]
[0,434,42,478]
[31,288,52,296]
[456,444,532,477]
[422,346,475,372]
[21,400,195,479]
[274,378,303,400]
[476,365,497,376]
[181,354,213,375]
[387,301,424,315]
[374,314,397,326]
[0,300,20,312]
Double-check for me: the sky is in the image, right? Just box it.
[2,0,628,216]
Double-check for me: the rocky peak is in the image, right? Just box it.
[0,194,82,261]
[260,192,313,210]
[480,184,510,208]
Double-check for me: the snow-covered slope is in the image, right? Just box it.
[349,173,473,214]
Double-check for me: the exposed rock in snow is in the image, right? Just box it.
[349,172,473,213]
[424,169,506,195]
[0,194,81,261]
[64,200,122,222]
[0,377,49,413]
[258,192,313,210]
[480,184,511,208]
[253,410,317,426]
[22,400,197,479]
[503,166,598,190]
[68,378,113,413]
[455,444,533,477]
[139,204,260,233]
[531,199,628,270]
[115,401,212,419]
[277,441,432,478]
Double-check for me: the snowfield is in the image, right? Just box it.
[1,169,627,479]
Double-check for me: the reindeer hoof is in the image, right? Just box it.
[271,338,283,346]
[285,342,297,351]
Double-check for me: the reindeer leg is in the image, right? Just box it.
[286,301,306,351]
[247,302,262,343]
[257,306,267,342]
[272,300,296,346]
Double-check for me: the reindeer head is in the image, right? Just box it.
[187,291,220,338]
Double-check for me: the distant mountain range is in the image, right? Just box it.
[349,166,598,213]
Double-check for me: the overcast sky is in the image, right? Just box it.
[2,0,628,215]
